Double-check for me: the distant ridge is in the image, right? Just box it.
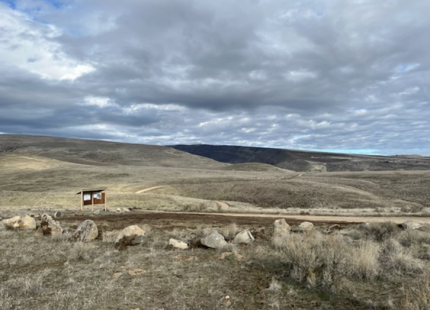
[172,144,430,172]
[0,134,225,168]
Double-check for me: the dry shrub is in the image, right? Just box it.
[362,221,399,242]
[279,232,351,289]
[380,238,423,275]
[3,275,44,298]
[400,273,430,309]
[68,242,98,262]
[50,232,71,243]
[102,230,121,243]
[277,230,383,289]
[349,240,380,280]
[267,277,282,291]
[400,205,424,213]
[271,233,289,250]
[397,229,430,248]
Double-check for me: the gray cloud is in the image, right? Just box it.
[0,0,429,154]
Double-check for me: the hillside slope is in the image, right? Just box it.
[172,144,430,172]
[0,135,225,168]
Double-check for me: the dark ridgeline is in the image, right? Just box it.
[172,144,430,172]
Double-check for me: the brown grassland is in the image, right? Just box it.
[1,135,430,309]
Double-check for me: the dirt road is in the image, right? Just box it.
[60,210,429,231]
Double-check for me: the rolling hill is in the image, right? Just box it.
[0,135,225,168]
[172,144,430,172]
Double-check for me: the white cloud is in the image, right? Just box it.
[0,3,94,80]
[1,0,430,155]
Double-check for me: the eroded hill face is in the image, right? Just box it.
[172,144,430,172]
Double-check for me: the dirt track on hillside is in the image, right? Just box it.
[59,210,430,231]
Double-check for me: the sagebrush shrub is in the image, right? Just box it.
[362,222,399,242]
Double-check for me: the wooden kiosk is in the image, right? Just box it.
[76,189,108,212]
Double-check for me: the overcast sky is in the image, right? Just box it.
[1,0,429,155]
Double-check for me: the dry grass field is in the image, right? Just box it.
[1,134,430,309]
[2,217,430,309]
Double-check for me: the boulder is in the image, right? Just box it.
[216,201,229,212]
[115,225,146,250]
[18,215,36,230]
[200,230,227,249]
[54,211,62,218]
[273,219,290,236]
[169,238,190,250]
[233,229,255,244]
[73,220,98,242]
[121,207,131,213]
[2,216,21,229]
[35,214,63,236]
[402,221,422,230]
[298,221,314,232]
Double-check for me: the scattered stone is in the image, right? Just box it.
[297,221,314,232]
[116,266,127,272]
[35,214,63,236]
[115,225,147,250]
[73,220,98,242]
[169,238,190,250]
[93,209,101,215]
[54,211,62,218]
[233,229,254,244]
[115,208,122,213]
[30,213,41,220]
[216,201,229,212]
[200,230,227,249]
[225,296,232,307]
[2,216,21,229]
[402,220,422,230]
[273,219,290,236]
[128,269,146,276]
[112,272,123,279]
[215,252,244,261]
[121,207,130,213]
[18,215,36,230]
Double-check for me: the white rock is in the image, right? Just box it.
[121,207,130,213]
[217,202,229,212]
[233,230,255,244]
[273,219,290,236]
[200,230,227,249]
[2,216,21,229]
[18,215,36,230]
[297,221,314,232]
[169,238,190,250]
[73,220,98,242]
[35,214,63,236]
[115,225,146,250]
[402,221,422,230]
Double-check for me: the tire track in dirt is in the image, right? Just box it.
[135,186,166,194]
